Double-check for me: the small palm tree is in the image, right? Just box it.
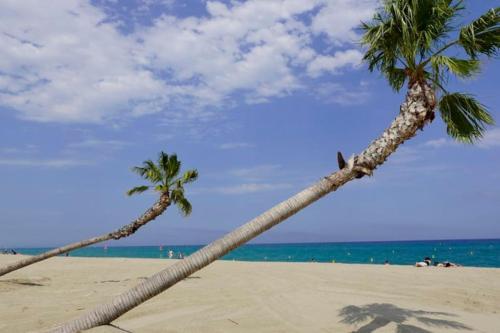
[49,2,499,332]
[0,151,197,277]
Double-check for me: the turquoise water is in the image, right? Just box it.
[13,239,500,267]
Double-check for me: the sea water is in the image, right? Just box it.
[13,239,500,267]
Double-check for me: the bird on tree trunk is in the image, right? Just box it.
[0,151,198,277]
[48,1,498,332]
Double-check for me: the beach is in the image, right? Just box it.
[1,255,500,332]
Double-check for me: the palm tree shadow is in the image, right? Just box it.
[339,303,471,333]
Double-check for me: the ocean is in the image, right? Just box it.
[13,239,500,268]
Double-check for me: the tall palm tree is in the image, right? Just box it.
[49,2,499,332]
[0,151,197,277]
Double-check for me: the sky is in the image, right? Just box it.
[0,0,499,248]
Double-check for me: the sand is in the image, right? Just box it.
[1,255,499,333]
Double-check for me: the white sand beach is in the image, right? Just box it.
[1,255,499,333]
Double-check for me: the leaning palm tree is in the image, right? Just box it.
[0,151,197,277]
[49,2,498,332]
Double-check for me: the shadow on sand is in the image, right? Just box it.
[339,303,471,333]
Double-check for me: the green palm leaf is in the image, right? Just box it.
[166,154,181,180]
[459,7,500,58]
[181,169,198,184]
[384,67,407,91]
[176,197,192,216]
[170,187,184,202]
[142,160,163,183]
[126,186,150,196]
[430,56,480,78]
[157,151,169,175]
[439,93,494,142]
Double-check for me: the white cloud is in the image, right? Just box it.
[195,163,292,195]
[423,138,458,148]
[0,158,91,168]
[66,139,129,150]
[219,142,255,150]
[230,164,282,181]
[311,0,377,44]
[314,81,371,105]
[478,128,500,149]
[424,129,500,150]
[211,183,292,195]
[307,49,363,78]
[1,144,38,154]
[0,0,374,124]
[0,1,168,123]
[390,146,421,165]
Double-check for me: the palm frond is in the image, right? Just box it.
[383,67,407,91]
[181,169,199,185]
[430,55,480,78]
[154,184,167,193]
[131,166,148,177]
[361,12,402,72]
[415,0,463,52]
[438,93,494,142]
[141,160,163,183]
[170,187,185,202]
[166,154,181,180]
[126,186,150,196]
[175,197,192,216]
[459,7,500,58]
[157,151,169,174]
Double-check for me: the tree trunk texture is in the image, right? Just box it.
[49,82,435,333]
[0,194,170,277]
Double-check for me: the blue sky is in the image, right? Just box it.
[0,0,499,248]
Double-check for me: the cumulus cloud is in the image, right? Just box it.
[0,0,375,124]
[307,50,364,78]
[311,0,377,43]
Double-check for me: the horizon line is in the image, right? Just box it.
[9,237,500,249]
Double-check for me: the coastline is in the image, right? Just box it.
[10,238,500,268]
[1,254,499,332]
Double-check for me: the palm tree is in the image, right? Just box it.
[49,2,499,332]
[0,151,197,277]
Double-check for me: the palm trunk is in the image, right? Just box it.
[0,194,170,277]
[49,82,435,333]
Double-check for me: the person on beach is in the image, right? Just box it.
[415,257,432,267]
[435,261,461,267]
